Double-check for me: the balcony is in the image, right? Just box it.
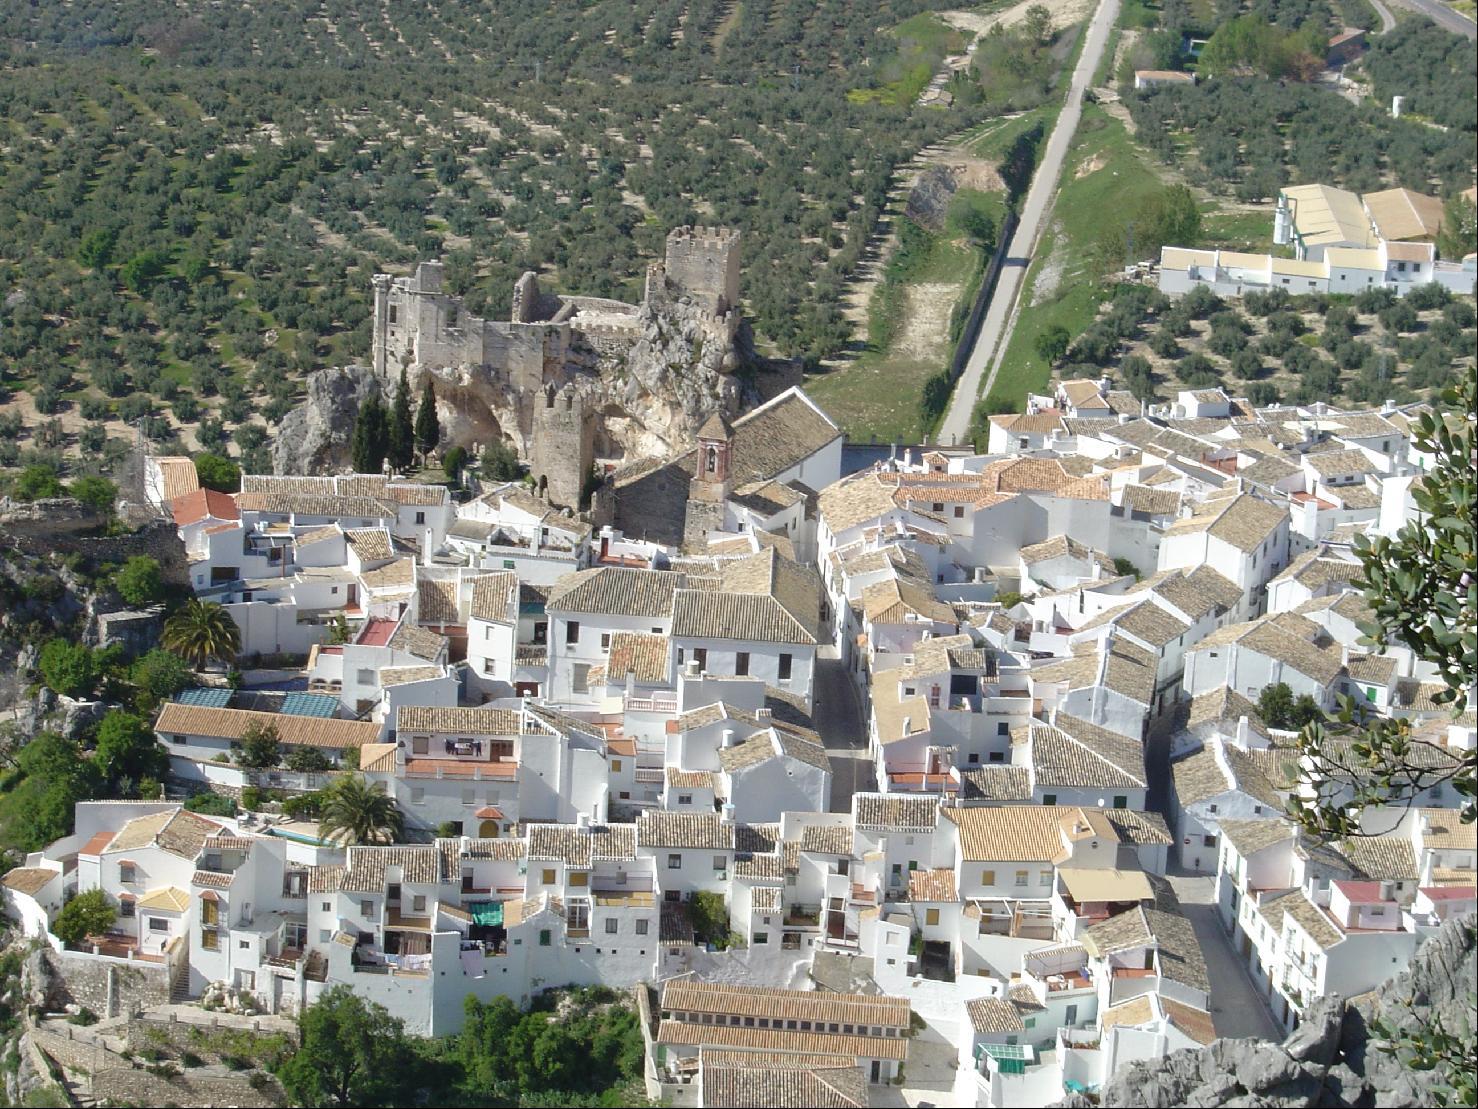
[626,694,678,714]
[784,905,821,928]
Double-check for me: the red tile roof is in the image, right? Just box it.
[172,489,241,527]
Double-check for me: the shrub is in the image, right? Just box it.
[184,792,237,817]
[53,890,116,946]
[38,640,96,698]
[115,555,164,606]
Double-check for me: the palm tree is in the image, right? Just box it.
[319,776,404,846]
[161,599,242,670]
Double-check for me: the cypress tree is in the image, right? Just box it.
[388,369,414,473]
[351,394,390,474]
[414,377,440,459]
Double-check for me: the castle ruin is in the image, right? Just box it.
[370,227,743,511]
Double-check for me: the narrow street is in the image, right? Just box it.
[813,650,877,812]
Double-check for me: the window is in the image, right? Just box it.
[413,895,426,913]
[997,721,1010,736]
[753,933,768,944]
[605,919,619,934]
[1042,793,1057,806]
[120,899,135,918]
[462,788,476,806]
[573,664,591,694]
[1015,870,1029,887]
[321,901,331,913]
[541,869,556,884]
[668,854,682,870]
[692,648,707,671]
[569,872,588,887]
[1039,871,1052,886]
[118,863,136,884]
[201,899,219,926]
[925,908,939,926]
[1208,804,1218,814]
[503,559,516,570]
[356,668,375,685]
[735,651,750,676]
[601,632,611,650]
[954,506,965,519]
[201,929,219,951]
[678,793,692,805]
[982,869,996,886]
[1113,795,1127,809]
[360,900,374,917]
[1204,834,1218,848]
[565,621,580,644]
[239,939,251,949]
[932,502,943,512]
[968,753,979,764]
[712,856,727,872]
[636,919,649,936]
[1025,1017,1036,1029]
[539,930,551,947]
[148,917,170,933]
[415,511,426,525]
[778,654,793,681]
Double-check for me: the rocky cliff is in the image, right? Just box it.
[271,297,783,476]
[1059,914,1476,1108]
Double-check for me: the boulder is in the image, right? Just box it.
[271,365,384,475]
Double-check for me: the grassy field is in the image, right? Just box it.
[808,188,1007,444]
[978,104,1164,420]
[848,12,968,106]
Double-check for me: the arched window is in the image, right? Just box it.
[705,445,718,475]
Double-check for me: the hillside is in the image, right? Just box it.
[0,0,977,477]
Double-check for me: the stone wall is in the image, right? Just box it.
[37,949,173,1018]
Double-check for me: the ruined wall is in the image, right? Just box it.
[529,387,596,512]
[36,949,172,1018]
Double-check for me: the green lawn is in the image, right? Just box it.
[979,105,1164,420]
[848,12,967,105]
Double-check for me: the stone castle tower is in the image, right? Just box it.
[645,226,742,332]
[530,385,596,512]
[682,411,734,546]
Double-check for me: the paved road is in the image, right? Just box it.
[938,0,1122,445]
[1383,0,1476,37]
[812,652,876,811]
[1165,872,1286,1041]
[1368,0,1397,33]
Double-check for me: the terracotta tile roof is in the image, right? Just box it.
[238,491,396,518]
[2,867,58,896]
[1104,810,1173,846]
[672,591,816,645]
[1336,834,1418,880]
[156,703,381,751]
[817,471,905,534]
[943,806,1110,863]
[548,566,683,618]
[700,1053,866,1109]
[416,578,461,623]
[468,572,519,622]
[1099,994,1155,1035]
[191,869,233,889]
[153,456,201,502]
[1265,889,1343,950]
[1172,747,1230,807]
[853,794,939,832]
[966,996,1025,1034]
[794,824,852,857]
[434,837,526,878]
[605,632,671,685]
[107,808,224,861]
[667,767,716,790]
[909,868,957,902]
[387,621,445,661]
[661,979,909,1031]
[378,665,444,688]
[396,705,534,736]
[345,527,394,561]
[172,488,239,527]
[1030,718,1146,789]
[1186,686,1266,733]
[861,576,955,626]
[1165,492,1287,554]
[308,865,346,893]
[1219,818,1296,857]
[1161,996,1217,1045]
[1120,485,1182,516]
[360,557,416,592]
[526,823,637,866]
[638,811,734,850]
[342,844,440,892]
[959,765,1033,802]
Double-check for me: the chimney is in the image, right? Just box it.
[1236,715,1250,747]
[755,708,772,721]
[722,728,739,748]
[1378,879,1395,902]
[720,803,735,823]
[576,811,590,830]
[901,716,912,736]
[686,659,700,678]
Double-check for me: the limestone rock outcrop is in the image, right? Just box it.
[1057,913,1476,1108]
[270,364,383,477]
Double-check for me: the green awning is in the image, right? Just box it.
[469,901,503,927]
